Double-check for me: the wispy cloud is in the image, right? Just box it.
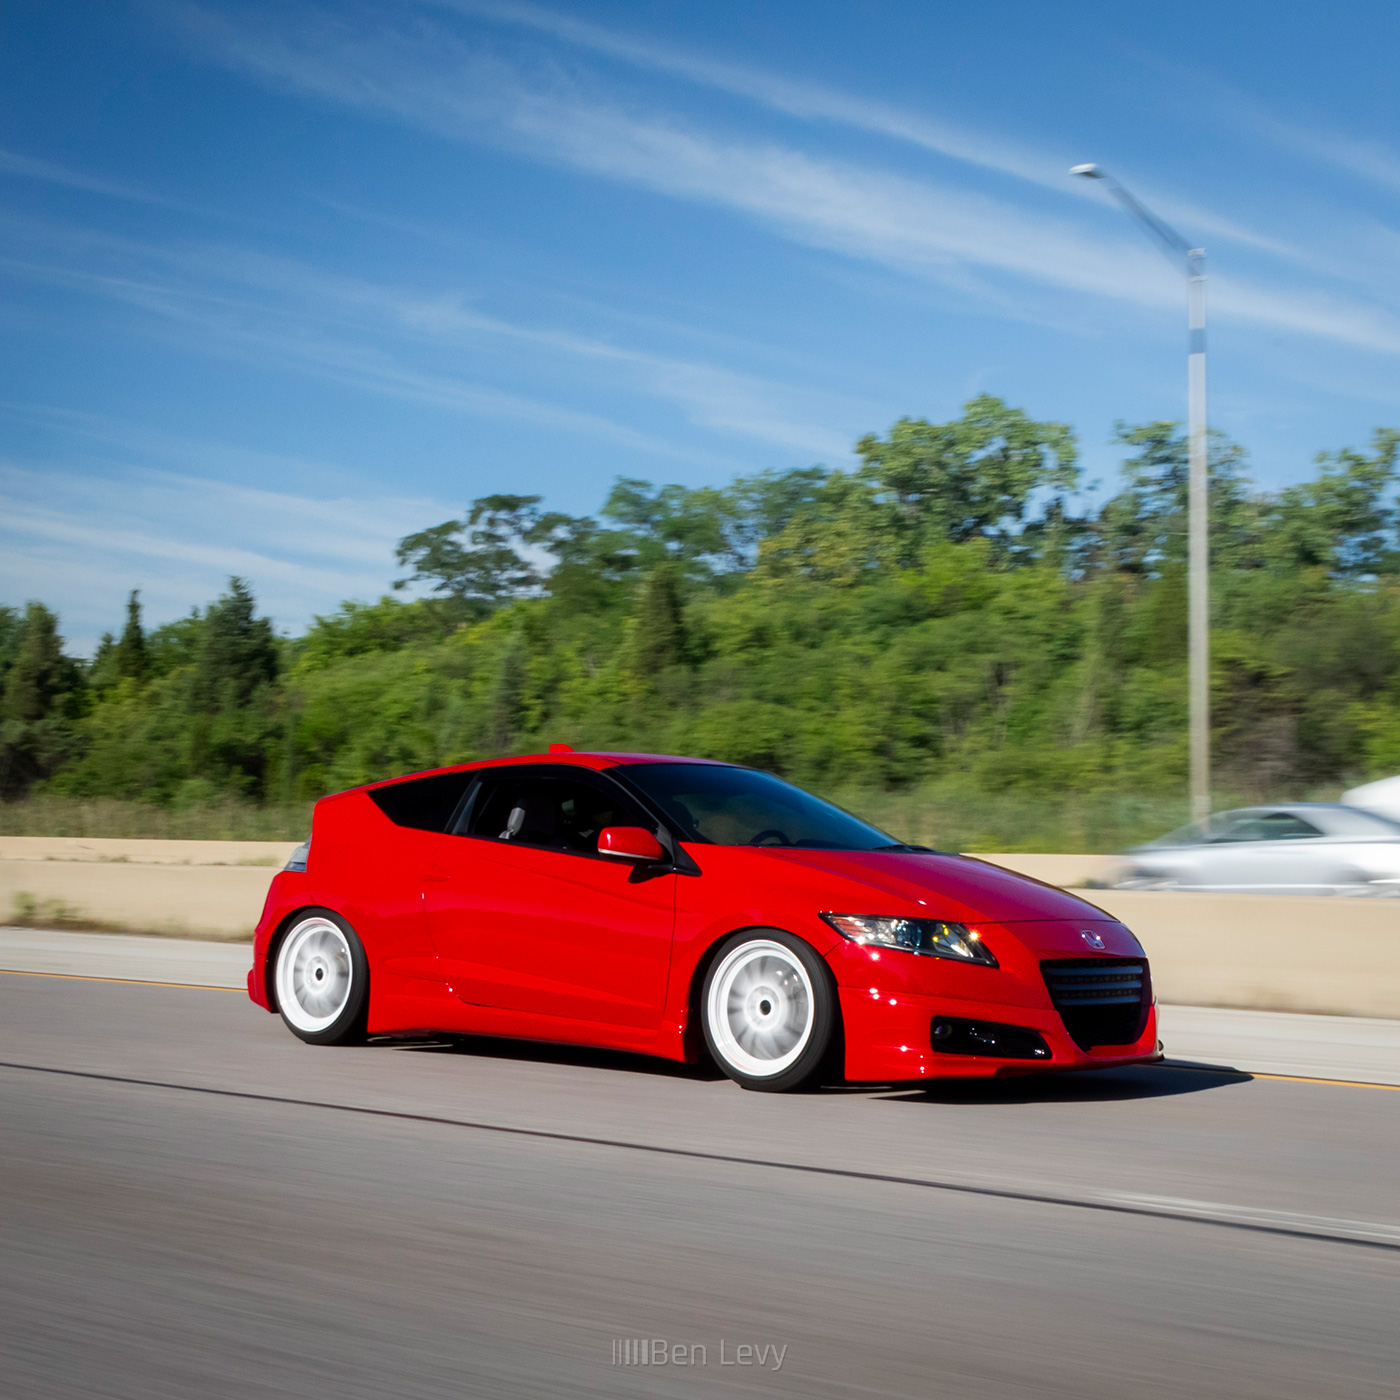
[0,451,457,649]
[0,206,861,461]
[422,0,1069,187]
[418,0,1305,261]
[166,7,1174,293]
[0,146,218,217]
[1250,113,1400,198]
[313,195,458,244]
[168,3,1400,358]
[1155,58,1400,202]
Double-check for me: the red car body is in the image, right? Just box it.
[249,751,1160,1083]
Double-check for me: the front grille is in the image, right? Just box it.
[1041,958,1151,1050]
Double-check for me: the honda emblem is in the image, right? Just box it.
[1081,930,1105,950]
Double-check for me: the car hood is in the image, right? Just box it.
[753,848,1110,924]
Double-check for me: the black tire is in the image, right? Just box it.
[700,929,839,1092]
[272,908,369,1046]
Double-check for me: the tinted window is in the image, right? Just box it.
[468,772,646,855]
[1209,810,1322,842]
[616,763,895,850]
[368,771,474,832]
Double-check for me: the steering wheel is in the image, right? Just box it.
[749,828,792,846]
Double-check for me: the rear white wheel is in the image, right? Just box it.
[702,932,837,1092]
[274,912,368,1044]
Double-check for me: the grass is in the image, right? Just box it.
[0,783,1349,853]
[2,788,1179,850]
[8,891,129,933]
[831,786,1196,854]
[0,795,314,841]
[829,781,1343,853]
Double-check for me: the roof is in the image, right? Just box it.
[325,749,732,802]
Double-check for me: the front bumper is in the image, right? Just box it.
[839,986,1160,1081]
[824,916,1159,1082]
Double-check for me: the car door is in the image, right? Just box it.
[1206,810,1328,889]
[420,765,676,1029]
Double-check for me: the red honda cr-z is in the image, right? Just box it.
[249,750,1160,1091]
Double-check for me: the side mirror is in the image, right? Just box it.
[597,826,666,863]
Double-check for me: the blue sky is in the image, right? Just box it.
[4,0,1400,651]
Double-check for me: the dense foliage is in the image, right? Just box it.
[5,397,1400,840]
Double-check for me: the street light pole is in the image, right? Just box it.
[1071,164,1211,827]
[1186,250,1209,827]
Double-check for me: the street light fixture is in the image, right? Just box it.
[1073,163,1210,827]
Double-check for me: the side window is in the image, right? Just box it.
[367,771,475,833]
[1254,813,1322,841]
[1210,811,1321,842]
[468,774,646,855]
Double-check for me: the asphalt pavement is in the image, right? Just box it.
[2,972,1398,1400]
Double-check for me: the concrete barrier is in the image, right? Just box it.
[2,839,1395,1016]
[0,837,294,940]
[1068,888,1400,1020]
[0,837,299,866]
[974,852,1123,887]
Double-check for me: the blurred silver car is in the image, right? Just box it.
[1118,804,1400,894]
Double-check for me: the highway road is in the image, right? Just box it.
[2,973,1397,1399]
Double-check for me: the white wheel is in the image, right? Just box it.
[275,916,357,1037]
[706,938,816,1080]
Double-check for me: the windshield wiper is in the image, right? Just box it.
[871,843,938,854]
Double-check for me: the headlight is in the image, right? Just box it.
[820,913,998,967]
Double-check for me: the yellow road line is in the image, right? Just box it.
[1250,1071,1400,1091]
[0,967,244,993]
[1161,1060,1400,1091]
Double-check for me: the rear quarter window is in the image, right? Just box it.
[367,771,474,832]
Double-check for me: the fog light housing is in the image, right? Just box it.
[930,1017,1051,1060]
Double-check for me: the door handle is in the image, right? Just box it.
[424,866,450,883]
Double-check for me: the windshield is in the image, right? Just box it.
[616,763,898,850]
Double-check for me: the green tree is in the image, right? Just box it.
[1097,422,1257,573]
[87,631,119,691]
[0,603,80,797]
[145,612,204,678]
[855,394,1078,556]
[2,603,68,722]
[0,606,20,687]
[193,579,279,711]
[115,590,149,682]
[755,472,895,585]
[295,597,458,672]
[395,495,544,613]
[184,579,280,798]
[487,635,527,751]
[631,563,687,675]
[15,405,1400,819]
[600,478,733,570]
[1262,429,1400,575]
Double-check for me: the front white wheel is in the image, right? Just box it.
[273,911,368,1044]
[702,932,837,1092]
